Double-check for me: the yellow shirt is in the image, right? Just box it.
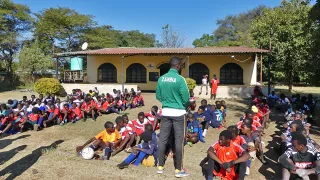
[95,129,121,143]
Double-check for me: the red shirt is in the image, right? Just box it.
[231,135,247,146]
[145,109,162,130]
[48,108,62,120]
[81,102,94,111]
[28,113,40,122]
[211,141,244,180]
[211,79,219,89]
[73,107,82,119]
[237,121,258,131]
[102,102,110,111]
[126,118,151,136]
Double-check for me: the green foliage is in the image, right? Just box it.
[18,42,53,74]
[250,0,313,91]
[185,78,196,90]
[34,7,96,54]
[34,78,63,95]
[309,0,320,85]
[0,0,33,73]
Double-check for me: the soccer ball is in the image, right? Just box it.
[81,147,94,160]
[142,155,155,167]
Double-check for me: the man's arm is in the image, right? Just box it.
[234,151,250,164]
[180,78,190,108]
[207,146,222,165]
[156,79,162,102]
[279,152,296,171]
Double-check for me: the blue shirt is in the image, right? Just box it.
[211,109,223,123]
[187,120,201,133]
[193,112,207,122]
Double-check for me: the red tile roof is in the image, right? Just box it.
[57,46,269,56]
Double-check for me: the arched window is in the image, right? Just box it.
[97,63,117,82]
[220,63,243,84]
[189,63,209,84]
[126,63,147,83]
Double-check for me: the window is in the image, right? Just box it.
[126,63,147,83]
[97,63,117,82]
[189,63,209,84]
[149,72,159,82]
[220,63,243,84]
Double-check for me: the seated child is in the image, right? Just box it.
[268,91,278,108]
[206,130,250,180]
[128,92,138,109]
[71,103,82,120]
[221,100,227,117]
[76,121,122,160]
[145,106,161,131]
[0,111,17,135]
[227,125,247,149]
[186,112,205,146]
[126,112,151,150]
[279,133,320,180]
[117,131,155,169]
[135,92,144,107]
[202,104,223,137]
[19,107,40,132]
[189,92,196,111]
[61,104,76,125]
[81,98,97,121]
[111,116,131,156]
[241,123,267,166]
[43,104,62,128]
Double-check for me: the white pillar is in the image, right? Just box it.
[250,54,258,85]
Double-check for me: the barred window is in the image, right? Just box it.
[220,63,243,84]
[97,63,117,82]
[189,63,209,84]
[126,63,147,83]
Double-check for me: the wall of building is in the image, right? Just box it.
[87,54,256,91]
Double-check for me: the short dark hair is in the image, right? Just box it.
[242,123,252,131]
[152,105,158,112]
[291,133,307,146]
[104,121,114,128]
[138,112,145,117]
[187,112,194,118]
[198,106,205,111]
[115,116,123,124]
[201,99,207,104]
[243,118,253,125]
[122,114,128,118]
[227,125,238,135]
[32,107,39,114]
[170,57,182,67]
[141,131,152,142]
[145,124,153,132]
[220,130,233,140]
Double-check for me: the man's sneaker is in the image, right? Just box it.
[245,167,250,175]
[157,166,165,174]
[175,169,190,178]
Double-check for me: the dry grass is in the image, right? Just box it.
[0,92,319,180]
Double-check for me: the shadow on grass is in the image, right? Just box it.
[0,140,64,179]
[0,134,31,149]
[0,145,27,165]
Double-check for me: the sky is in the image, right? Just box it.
[14,0,293,46]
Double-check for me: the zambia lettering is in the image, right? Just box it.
[162,77,176,83]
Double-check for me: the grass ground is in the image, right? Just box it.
[0,87,319,180]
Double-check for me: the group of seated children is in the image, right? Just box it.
[76,107,160,168]
[0,87,145,136]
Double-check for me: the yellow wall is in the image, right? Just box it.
[87,54,256,91]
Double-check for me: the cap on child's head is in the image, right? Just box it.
[141,131,152,142]
[104,121,114,129]
[115,116,124,124]
[251,106,258,113]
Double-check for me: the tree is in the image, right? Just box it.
[0,0,33,74]
[160,24,185,48]
[250,0,313,91]
[117,30,157,47]
[193,6,266,47]
[309,0,320,85]
[34,7,95,54]
[18,42,53,82]
[81,25,118,49]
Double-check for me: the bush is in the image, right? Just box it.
[185,77,196,90]
[34,78,64,96]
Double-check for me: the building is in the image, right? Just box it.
[58,46,269,98]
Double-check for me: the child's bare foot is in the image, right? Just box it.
[43,121,47,128]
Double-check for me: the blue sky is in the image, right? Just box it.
[14,0,294,46]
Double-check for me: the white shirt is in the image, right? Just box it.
[202,78,208,85]
[162,108,186,117]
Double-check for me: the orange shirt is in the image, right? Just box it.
[95,129,121,143]
[231,135,247,146]
[102,102,110,111]
[28,113,40,122]
[211,79,219,89]
[212,141,244,180]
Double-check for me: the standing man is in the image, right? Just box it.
[211,74,219,100]
[199,75,209,96]
[156,57,190,178]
